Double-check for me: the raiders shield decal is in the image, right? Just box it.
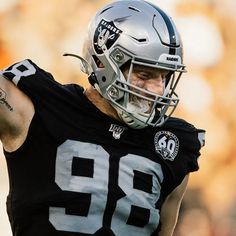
[154,131,179,161]
[94,19,122,54]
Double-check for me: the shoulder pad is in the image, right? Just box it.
[164,117,206,148]
[164,117,197,132]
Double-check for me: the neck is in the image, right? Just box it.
[84,86,122,122]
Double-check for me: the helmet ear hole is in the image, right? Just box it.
[92,55,104,68]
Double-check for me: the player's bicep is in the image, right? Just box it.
[158,174,189,236]
[0,75,15,123]
[0,75,34,148]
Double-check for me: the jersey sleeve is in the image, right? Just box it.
[184,127,205,172]
[0,59,55,84]
[0,59,59,104]
[0,59,86,141]
[157,118,206,197]
[169,118,205,173]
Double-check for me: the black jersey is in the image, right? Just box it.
[1,59,205,236]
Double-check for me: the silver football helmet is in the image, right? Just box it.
[81,0,186,129]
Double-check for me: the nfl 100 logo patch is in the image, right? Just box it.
[154,131,179,161]
[109,124,127,139]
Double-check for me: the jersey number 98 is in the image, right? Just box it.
[49,140,163,236]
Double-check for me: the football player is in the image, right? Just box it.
[0,1,205,236]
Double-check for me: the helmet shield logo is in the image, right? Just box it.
[94,19,122,54]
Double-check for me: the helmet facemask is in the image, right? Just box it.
[105,51,183,128]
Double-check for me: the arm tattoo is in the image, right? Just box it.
[0,88,13,111]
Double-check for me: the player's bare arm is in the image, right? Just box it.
[0,75,34,152]
[157,174,189,236]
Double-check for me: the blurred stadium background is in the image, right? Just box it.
[0,0,236,235]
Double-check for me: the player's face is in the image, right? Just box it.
[121,64,170,115]
[122,65,168,96]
